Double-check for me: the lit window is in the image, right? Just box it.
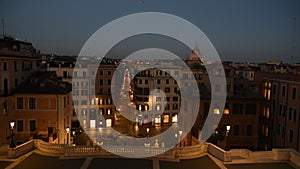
[214,108,220,114]
[172,114,178,123]
[224,109,230,114]
[163,114,169,123]
[155,115,161,124]
[156,104,161,111]
[106,119,112,127]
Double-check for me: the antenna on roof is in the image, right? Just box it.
[1,18,4,38]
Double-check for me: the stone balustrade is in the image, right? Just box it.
[6,139,300,168]
[176,143,207,159]
[7,140,35,159]
[207,143,231,162]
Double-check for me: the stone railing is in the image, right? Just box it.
[8,140,36,158]
[289,149,300,168]
[64,145,111,157]
[175,143,207,159]
[206,143,231,162]
[230,148,300,168]
[6,139,300,168]
[37,140,65,155]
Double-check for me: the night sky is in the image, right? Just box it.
[0,0,299,63]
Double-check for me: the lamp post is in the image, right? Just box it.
[146,127,150,137]
[10,121,16,148]
[66,127,70,145]
[179,130,182,147]
[225,125,231,151]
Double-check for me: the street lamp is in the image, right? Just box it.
[179,130,182,147]
[225,125,231,151]
[66,127,70,145]
[10,121,16,148]
[146,127,150,137]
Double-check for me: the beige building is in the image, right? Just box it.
[0,37,39,144]
[11,72,72,144]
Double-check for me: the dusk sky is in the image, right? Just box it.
[0,0,299,63]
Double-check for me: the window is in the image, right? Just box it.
[81,90,88,96]
[156,104,161,111]
[245,104,256,115]
[14,61,17,71]
[165,87,170,93]
[83,71,86,78]
[108,79,111,85]
[233,104,243,114]
[233,125,240,136]
[272,84,277,94]
[63,71,68,78]
[107,109,111,115]
[289,108,297,122]
[289,129,293,143]
[73,90,79,96]
[100,79,103,85]
[281,126,285,137]
[29,120,36,132]
[17,98,23,109]
[279,104,286,117]
[163,114,169,123]
[73,100,79,105]
[99,109,103,115]
[157,79,160,84]
[73,71,77,78]
[174,87,177,93]
[82,109,87,116]
[165,104,170,110]
[172,114,178,123]
[145,80,148,84]
[29,98,36,110]
[99,98,103,105]
[108,71,111,75]
[107,98,111,105]
[100,71,103,75]
[246,125,253,136]
[172,103,178,110]
[81,100,88,105]
[173,97,178,101]
[282,86,286,97]
[63,97,66,108]
[3,62,7,71]
[17,120,24,132]
[292,87,297,100]
[156,97,161,102]
[166,79,169,84]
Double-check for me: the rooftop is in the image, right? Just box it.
[13,71,72,95]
